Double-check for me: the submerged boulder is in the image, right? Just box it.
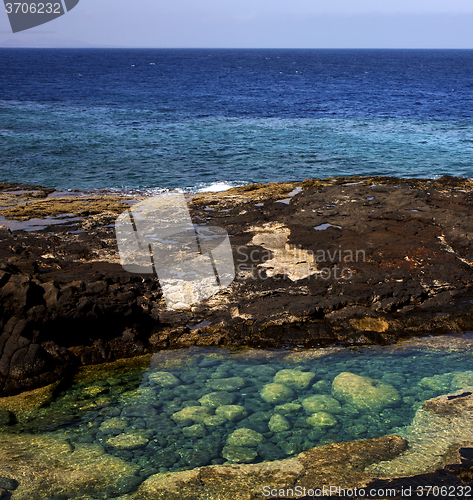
[198,391,235,408]
[332,372,400,411]
[268,414,292,432]
[206,377,245,391]
[0,433,139,500]
[171,406,213,423]
[302,395,343,414]
[450,371,473,392]
[260,383,294,404]
[306,412,338,428]
[226,428,263,447]
[273,369,315,389]
[106,431,150,450]
[221,445,258,463]
[215,405,247,422]
[149,371,181,388]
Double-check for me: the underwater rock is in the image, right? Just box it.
[198,391,235,408]
[0,434,139,500]
[268,414,291,432]
[260,383,294,404]
[214,405,247,421]
[99,418,127,434]
[226,428,263,447]
[106,432,149,450]
[0,381,60,423]
[311,380,332,393]
[367,389,473,476]
[256,442,286,460]
[135,434,407,499]
[0,477,18,490]
[273,369,315,389]
[82,385,107,398]
[121,404,157,419]
[0,410,14,426]
[182,424,206,438]
[450,371,473,391]
[148,371,180,388]
[274,402,301,415]
[332,372,400,411]
[206,377,245,391]
[381,372,406,386]
[418,373,452,392]
[221,445,258,463]
[171,406,213,423]
[302,395,343,414]
[131,387,159,404]
[306,412,338,427]
[202,415,228,427]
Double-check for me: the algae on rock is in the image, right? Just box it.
[332,372,400,412]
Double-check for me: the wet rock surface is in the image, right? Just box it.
[1,176,473,395]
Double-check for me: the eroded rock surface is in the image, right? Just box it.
[2,176,473,395]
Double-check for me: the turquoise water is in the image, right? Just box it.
[6,341,473,481]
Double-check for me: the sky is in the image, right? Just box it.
[1,0,473,48]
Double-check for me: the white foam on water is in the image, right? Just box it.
[199,182,236,193]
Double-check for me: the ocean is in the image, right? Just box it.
[0,48,473,192]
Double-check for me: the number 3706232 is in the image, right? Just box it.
[5,3,61,14]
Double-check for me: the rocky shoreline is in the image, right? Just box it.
[1,175,473,396]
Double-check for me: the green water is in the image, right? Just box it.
[5,342,473,481]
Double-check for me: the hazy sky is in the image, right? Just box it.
[1,0,473,48]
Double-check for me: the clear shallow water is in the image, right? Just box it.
[5,342,473,480]
[1,49,473,191]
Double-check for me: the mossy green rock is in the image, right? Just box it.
[418,373,452,392]
[226,428,263,447]
[302,395,343,414]
[105,432,150,450]
[260,383,294,404]
[274,369,315,389]
[182,424,206,438]
[215,405,247,421]
[202,415,228,427]
[99,418,128,434]
[274,403,301,415]
[306,412,338,427]
[221,445,258,463]
[206,377,245,391]
[268,414,292,432]
[171,406,213,423]
[450,371,473,391]
[198,391,235,408]
[332,372,400,412]
[312,380,332,393]
[0,434,139,500]
[149,371,180,387]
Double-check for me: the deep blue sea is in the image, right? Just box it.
[1,49,473,192]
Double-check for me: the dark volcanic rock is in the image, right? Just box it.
[1,176,473,395]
